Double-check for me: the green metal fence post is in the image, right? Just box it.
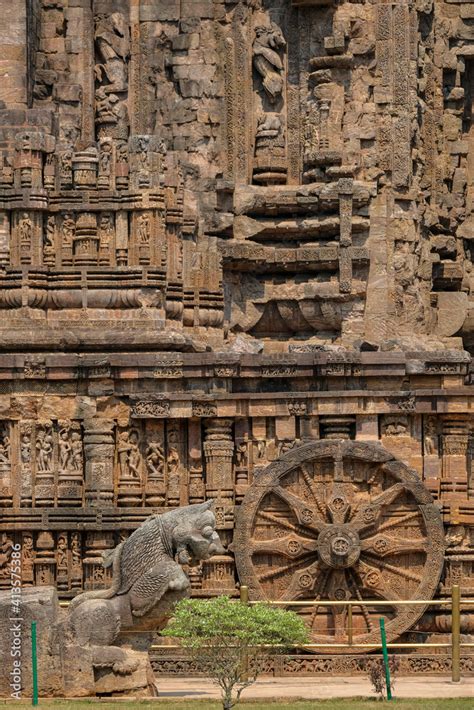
[31,621,38,706]
[379,617,392,701]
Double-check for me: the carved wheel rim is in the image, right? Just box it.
[233,440,445,653]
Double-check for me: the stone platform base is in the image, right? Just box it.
[151,652,474,677]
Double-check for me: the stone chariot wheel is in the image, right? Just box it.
[233,440,445,652]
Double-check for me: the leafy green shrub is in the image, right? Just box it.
[161,595,309,710]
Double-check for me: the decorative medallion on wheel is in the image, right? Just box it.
[233,440,445,652]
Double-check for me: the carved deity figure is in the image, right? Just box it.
[71,532,81,569]
[21,431,31,465]
[146,441,165,480]
[59,428,73,471]
[44,216,55,250]
[94,13,130,93]
[99,141,112,173]
[424,417,438,455]
[57,534,68,569]
[36,427,53,472]
[95,87,119,124]
[235,441,247,467]
[256,439,266,459]
[0,425,10,465]
[137,213,150,245]
[62,214,75,245]
[99,213,114,246]
[59,149,73,179]
[252,23,286,103]
[118,430,141,480]
[0,533,13,580]
[18,213,32,246]
[71,432,83,471]
[137,137,150,171]
[167,445,180,475]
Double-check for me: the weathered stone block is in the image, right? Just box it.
[0,587,63,697]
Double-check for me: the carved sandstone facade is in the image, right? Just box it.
[0,0,473,681]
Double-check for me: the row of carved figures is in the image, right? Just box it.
[0,129,165,192]
[11,210,160,268]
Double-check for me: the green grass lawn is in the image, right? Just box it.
[1,701,473,709]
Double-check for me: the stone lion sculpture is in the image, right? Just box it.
[59,501,225,696]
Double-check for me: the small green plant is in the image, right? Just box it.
[161,595,309,710]
[366,655,400,700]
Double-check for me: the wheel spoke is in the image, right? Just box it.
[361,552,423,584]
[326,570,351,641]
[257,510,318,539]
[361,534,427,557]
[351,483,407,532]
[375,510,420,534]
[348,569,375,632]
[258,557,310,583]
[250,534,318,559]
[355,560,403,602]
[280,561,321,601]
[272,485,325,533]
[308,569,330,628]
[300,465,327,522]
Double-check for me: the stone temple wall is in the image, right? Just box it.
[0,0,473,671]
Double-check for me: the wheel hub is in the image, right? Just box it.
[317,525,361,569]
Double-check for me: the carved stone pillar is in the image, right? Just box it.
[72,147,98,190]
[115,210,129,265]
[73,212,99,266]
[188,420,205,504]
[34,531,56,586]
[84,418,115,507]
[204,419,234,504]
[234,418,250,503]
[83,532,114,591]
[441,415,469,496]
[0,211,10,266]
[423,414,441,487]
[320,416,355,440]
[338,178,354,294]
[14,131,46,189]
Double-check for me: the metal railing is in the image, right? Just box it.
[238,583,471,683]
[61,584,473,682]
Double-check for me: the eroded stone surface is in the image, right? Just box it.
[0,0,473,688]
